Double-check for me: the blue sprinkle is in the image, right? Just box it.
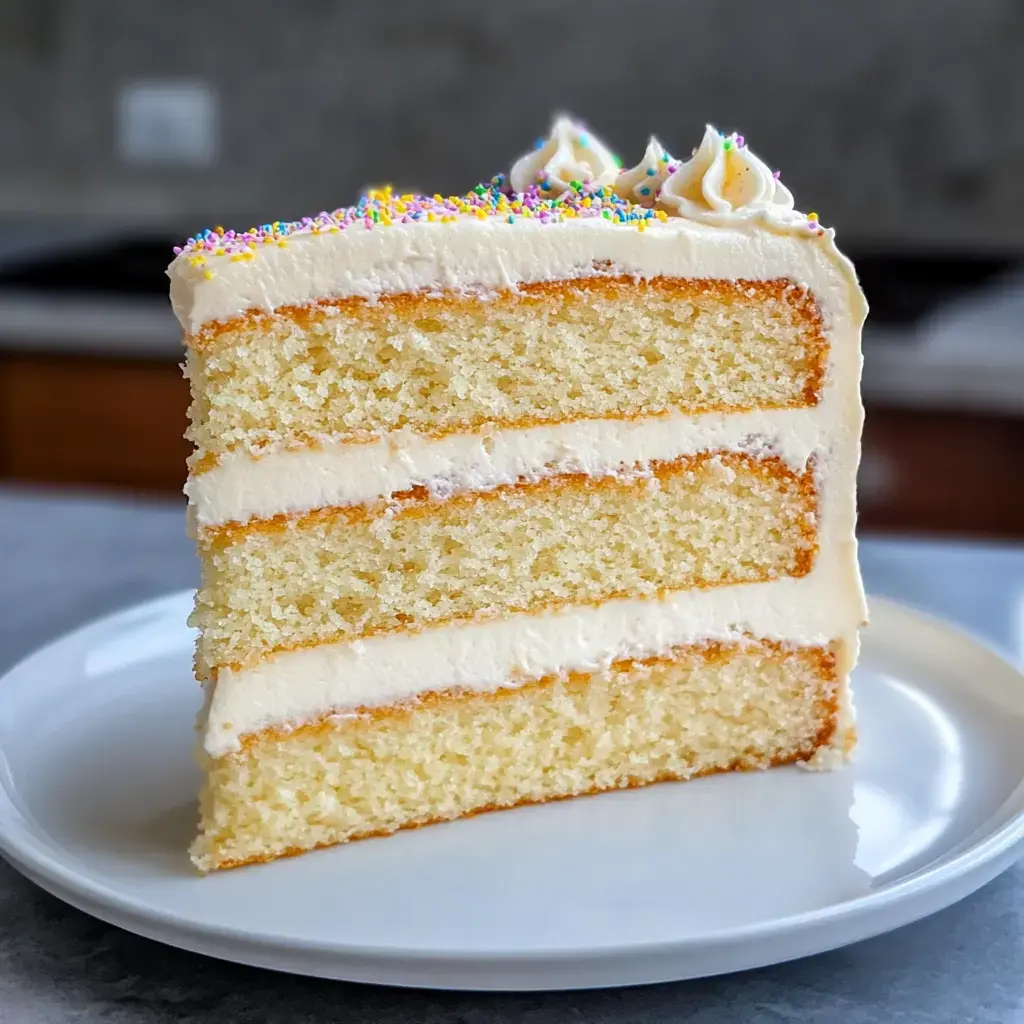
[646,168,656,176]
[640,186,651,195]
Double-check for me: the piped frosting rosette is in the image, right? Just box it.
[613,137,678,206]
[509,116,621,197]
[659,125,818,234]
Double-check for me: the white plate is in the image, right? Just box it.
[1,593,1023,991]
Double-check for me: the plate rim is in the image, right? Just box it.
[2,591,1024,988]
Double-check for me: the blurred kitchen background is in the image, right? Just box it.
[0,0,1021,535]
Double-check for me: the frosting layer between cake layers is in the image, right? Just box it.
[190,405,829,528]
[202,556,862,757]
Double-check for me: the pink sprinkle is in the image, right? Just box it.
[173,246,182,255]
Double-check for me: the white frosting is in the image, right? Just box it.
[168,122,852,333]
[169,215,861,336]
[189,406,827,528]
[614,136,675,205]
[508,115,620,196]
[203,551,864,757]
[660,125,807,232]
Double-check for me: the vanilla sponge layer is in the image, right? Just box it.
[193,451,817,678]
[185,277,826,464]
[191,638,843,872]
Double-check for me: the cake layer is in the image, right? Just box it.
[191,638,842,871]
[200,561,861,756]
[187,405,831,528]
[193,452,817,678]
[185,277,826,464]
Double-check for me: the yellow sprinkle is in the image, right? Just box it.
[808,212,819,221]
[381,215,392,227]
[329,226,340,234]
[230,254,243,262]
[582,198,592,208]
[655,210,668,222]
[277,240,288,248]
[243,251,255,260]
[203,269,214,279]
[427,212,437,223]
[215,248,225,256]
[433,194,444,202]
[637,220,647,231]
[401,194,415,202]
[214,225,224,234]
[475,208,486,220]
[563,208,576,218]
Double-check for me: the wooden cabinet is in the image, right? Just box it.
[859,407,1024,537]
[0,352,1021,537]
[0,353,191,493]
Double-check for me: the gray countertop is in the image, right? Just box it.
[1,486,1023,1023]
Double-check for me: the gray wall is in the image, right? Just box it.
[2,0,1022,250]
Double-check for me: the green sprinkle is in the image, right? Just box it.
[723,139,733,151]
[613,153,623,168]
[569,179,582,192]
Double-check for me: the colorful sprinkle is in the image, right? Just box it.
[174,170,715,273]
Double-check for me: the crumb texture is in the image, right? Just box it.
[191,639,843,872]
[186,277,826,464]
[192,452,817,676]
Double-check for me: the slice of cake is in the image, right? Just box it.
[170,117,868,872]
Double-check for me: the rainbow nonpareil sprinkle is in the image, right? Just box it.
[173,180,662,268]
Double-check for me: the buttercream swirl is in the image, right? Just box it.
[660,125,811,233]
[614,136,677,206]
[509,116,620,196]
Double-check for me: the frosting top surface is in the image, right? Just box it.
[168,117,852,331]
